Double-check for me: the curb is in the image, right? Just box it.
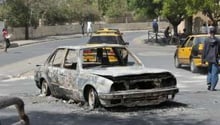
[0,34,83,49]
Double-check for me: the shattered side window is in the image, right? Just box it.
[64,49,77,70]
[49,48,65,67]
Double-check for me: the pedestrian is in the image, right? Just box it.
[201,23,207,34]
[202,26,220,91]
[80,20,85,36]
[152,19,158,33]
[179,28,188,44]
[164,26,170,44]
[179,28,188,39]
[2,28,11,52]
[87,21,93,36]
[152,19,159,42]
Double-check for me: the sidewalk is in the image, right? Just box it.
[0,34,83,48]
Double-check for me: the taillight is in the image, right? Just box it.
[84,50,92,53]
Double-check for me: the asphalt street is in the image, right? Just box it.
[0,31,220,125]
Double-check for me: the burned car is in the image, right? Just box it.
[34,44,178,109]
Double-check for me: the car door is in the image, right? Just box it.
[47,48,66,97]
[59,49,80,101]
[178,37,194,64]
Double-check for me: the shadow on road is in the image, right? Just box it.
[104,100,187,112]
[177,66,208,75]
[0,102,212,125]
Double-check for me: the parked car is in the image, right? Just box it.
[0,96,29,125]
[174,34,220,73]
[34,44,179,109]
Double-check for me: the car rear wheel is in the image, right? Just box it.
[41,80,50,96]
[174,56,181,68]
[87,88,99,109]
[190,59,199,73]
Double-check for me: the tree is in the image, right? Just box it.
[2,0,33,39]
[159,0,188,36]
[128,0,187,35]
[200,0,220,26]
[128,0,162,20]
[97,0,128,22]
[0,0,101,39]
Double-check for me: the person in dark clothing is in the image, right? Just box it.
[80,20,85,36]
[164,26,171,44]
[179,28,188,39]
[202,26,220,91]
[152,19,158,33]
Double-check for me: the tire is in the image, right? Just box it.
[87,88,99,109]
[190,59,199,73]
[41,80,50,96]
[174,56,181,68]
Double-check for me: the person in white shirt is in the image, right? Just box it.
[87,21,93,36]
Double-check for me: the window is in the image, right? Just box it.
[116,36,125,45]
[49,48,65,67]
[185,37,194,47]
[64,49,77,70]
[88,36,117,44]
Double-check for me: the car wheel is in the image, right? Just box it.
[87,88,99,109]
[174,56,181,68]
[41,80,50,96]
[190,59,198,73]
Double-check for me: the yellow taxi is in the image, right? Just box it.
[174,34,220,73]
[87,28,128,45]
[85,28,129,63]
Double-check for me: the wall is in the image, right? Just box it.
[8,22,169,41]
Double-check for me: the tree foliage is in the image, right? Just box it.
[160,0,188,35]
[200,0,220,26]
[128,0,162,20]
[0,0,101,27]
[0,0,219,31]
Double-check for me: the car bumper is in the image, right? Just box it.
[193,58,220,67]
[98,87,179,107]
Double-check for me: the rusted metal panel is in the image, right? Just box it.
[34,44,179,108]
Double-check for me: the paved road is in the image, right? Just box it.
[1,31,220,125]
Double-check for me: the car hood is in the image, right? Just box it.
[84,66,170,77]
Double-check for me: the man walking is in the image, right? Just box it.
[202,26,220,91]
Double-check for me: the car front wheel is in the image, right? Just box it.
[87,88,99,109]
[174,56,181,68]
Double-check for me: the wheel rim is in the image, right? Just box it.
[175,56,180,67]
[190,61,195,72]
[88,89,96,109]
[41,81,48,96]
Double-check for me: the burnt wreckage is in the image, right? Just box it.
[34,44,179,109]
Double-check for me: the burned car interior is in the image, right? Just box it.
[82,47,135,68]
